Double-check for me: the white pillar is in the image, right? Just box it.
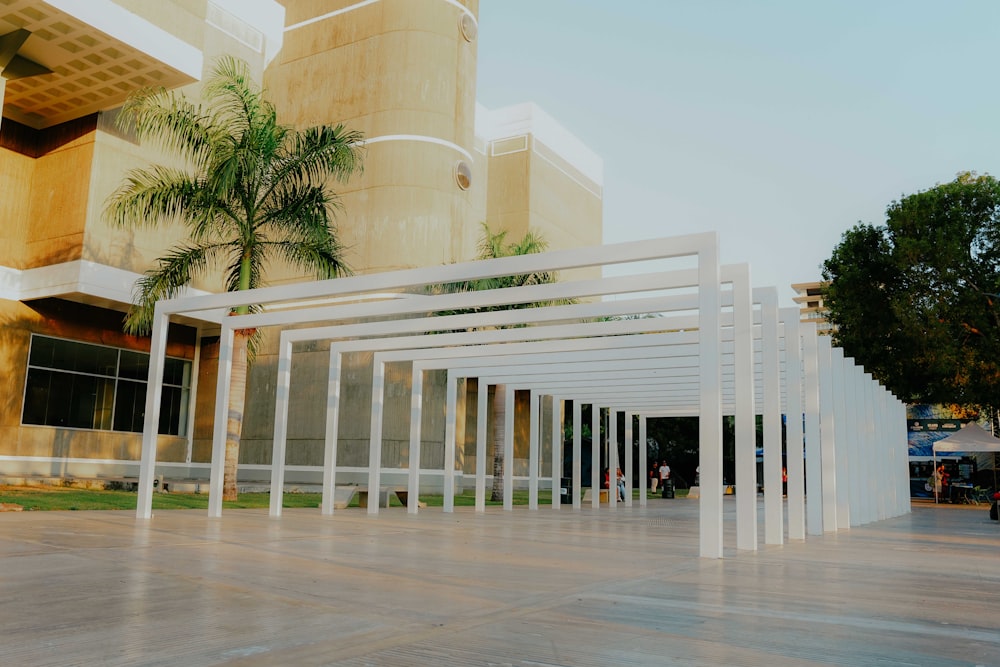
[624,411,634,507]
[608,409,618,509]
[207,324,234,519]
[591,405,600,509]
[760,288,783,545]
[639,416,648,507]
[734,267,756,551]
[321,352,343,515]
[699,235,723,558]
[573,400,582,509]
[817,335,838,532]
[861,374,876,524]
[407,366,424,514]
[801,323,823,535]
[443,371,458,513]
[366,360,386,516]
[503,385,515,511]
[137,305,170,519]
[832,348,851,530]
[528,389,540,510]
[551,396,563,509]
[183,334,203,464]
[475,379,488,513]
[780,310,805,540]
[268,335,293,517]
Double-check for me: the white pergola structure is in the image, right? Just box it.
[135,232,910,558]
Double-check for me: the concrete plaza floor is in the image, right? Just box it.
[1,496,998,666]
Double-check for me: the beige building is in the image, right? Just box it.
[791,281,833,334]
[0,0,603,485]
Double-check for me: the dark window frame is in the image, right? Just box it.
[21,334,191,436]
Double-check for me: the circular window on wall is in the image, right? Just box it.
[454,160,472,190]
[459,13,477,42]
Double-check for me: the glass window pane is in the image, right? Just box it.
[28,337,56,368]
[22,368,57,425]
[163,357,189,387]
[31,337,117,376]
[114,379,145,432]
[67,375,115,429]
[159,386,182,435]
[118,350,149,381]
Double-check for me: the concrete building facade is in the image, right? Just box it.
[0,0,602,486]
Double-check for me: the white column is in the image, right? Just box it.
[367,359,386,516]
[407,366,424,514]
[608,409,618,509]
[860,374,876,524]
[475,379,488,513]
[551,396,563,509]
[844,362,862,527]
[321,351,343,515]
[624,411,634,507]
[268,335,293,517]
[443,371,458,513]
[760,288,783,545]
[780,310,805,541]
[801,323,823,535]
[528,389,540,510]
[503,385,515,511]
[831,347,851,530]
[183,334,203,464]
[699,235,723,559]
[639,416,648,507]
[875,385,888,521]
[137,306,170,519]
[734,268,757,551]
[817,335,838,532]
[573,400,582,509]
[591,405,600,509]
[207,324,234,519]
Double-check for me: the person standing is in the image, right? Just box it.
[650,460,660,494]
[659,461,671,498]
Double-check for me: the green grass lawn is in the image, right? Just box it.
[0,485,678,512]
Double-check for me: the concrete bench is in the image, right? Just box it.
[353,486,426,509]
[581,489,610,503]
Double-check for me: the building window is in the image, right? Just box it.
[22,335,191,436]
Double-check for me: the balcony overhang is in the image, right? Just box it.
[1,0,202,129]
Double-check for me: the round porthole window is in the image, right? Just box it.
[454,160,472,190]
[459,13,477,42]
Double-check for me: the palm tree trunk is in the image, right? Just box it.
[223,329,252,501]
[490,383,505,501]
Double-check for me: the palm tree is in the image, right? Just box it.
[105,56,364,500]
[437,223,558,501]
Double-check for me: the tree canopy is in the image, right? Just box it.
[822,172,1000,410]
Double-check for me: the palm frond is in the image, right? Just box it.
[124,243,223,334]
[118,87,218,165]
[266,238,352,280]
[105,166,199,229]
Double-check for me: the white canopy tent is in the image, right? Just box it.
[932,423,1000,491]
[931,423,1000,455]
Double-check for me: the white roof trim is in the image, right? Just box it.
[46,0,203,80]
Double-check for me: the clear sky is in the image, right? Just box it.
[475,0,1000,306]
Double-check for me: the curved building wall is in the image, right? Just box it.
[266,0,481,275]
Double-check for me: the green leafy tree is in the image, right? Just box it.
[822,172,1000,412]
[105,56,363,500]
[435,223,559,501]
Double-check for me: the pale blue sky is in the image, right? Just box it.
[475,1,1000,306]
